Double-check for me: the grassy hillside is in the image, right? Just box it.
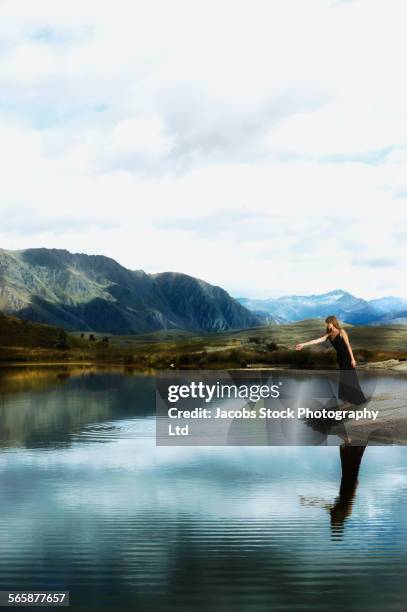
[68,319,407,369]
[93,319,407,352]
[0,312,67,348]
[213,320,407,353]
[1,314,406,368]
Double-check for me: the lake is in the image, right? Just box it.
[1,366,407,611]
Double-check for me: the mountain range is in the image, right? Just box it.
[238,289,407,326]
[0,248,261,334]
[1,248,405,335]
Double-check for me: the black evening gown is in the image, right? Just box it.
[328,333,367,405]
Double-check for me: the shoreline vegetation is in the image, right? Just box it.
[1,313,406,371]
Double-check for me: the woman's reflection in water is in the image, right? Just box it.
[300,410,368,538]
[329,443,366,538]
[300,443,366,539]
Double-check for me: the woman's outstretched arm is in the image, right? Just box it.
[340,329,356,367]
[295,334,328,350]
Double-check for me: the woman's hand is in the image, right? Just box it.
[351,357,356,368]
[295,343,304,351]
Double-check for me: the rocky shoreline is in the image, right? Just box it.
[360,360,407,371]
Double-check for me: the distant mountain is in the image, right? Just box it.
[238,289,407,326]
[0,248,261,334]
[371,310,407,326]
[368,297,407,314]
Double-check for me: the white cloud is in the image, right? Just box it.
[0,0,406,299]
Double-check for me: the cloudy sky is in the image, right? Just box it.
[0,0,406,299]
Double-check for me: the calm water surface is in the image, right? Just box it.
[1,366,407,611]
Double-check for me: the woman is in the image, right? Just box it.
[295,315,367,408]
